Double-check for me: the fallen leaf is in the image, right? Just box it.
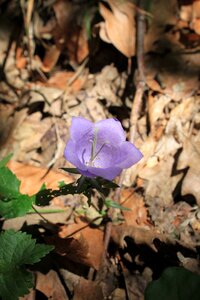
[48,218,104,270]
[36,270,68,300]
[98,0,136,57]
[111,224,166,251]
[120,189,149,226]
[41,45,61,72]
[7,160,73,195]
[16,47,27,70]
[73,277,104,300]
[47,71,86,91]
[177,135,200,205]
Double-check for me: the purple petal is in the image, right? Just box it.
[92,143,119,168]
[87,166,122,180]
[95,119,125,145]
[116,142,143,168]
[64,139,87,171]
[70,117,93,142]
[75,138,93,164]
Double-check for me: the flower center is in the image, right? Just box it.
[84,128,108,168]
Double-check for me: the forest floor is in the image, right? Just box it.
[0,0,200,299]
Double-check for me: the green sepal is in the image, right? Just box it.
[104,199,131,211]
[61,167,80,174]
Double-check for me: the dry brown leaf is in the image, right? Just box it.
[146,67,199,101]
[120,268,151,300]
[36,270,68,300]
[180,5,192,22]
[111,224,166,251]
[53,0,89,63]
[47,71,86,91]
[98,0,136,57]
[73,277,104,300]
[15,47,27,70]
[7,160,73,195]
[176,135,200,205]
[180,1,200,34]
[191,1,200,34]
[41,45,61,72]
[120,189,149,226]
[125,134,181,205]
[48,219,104,270]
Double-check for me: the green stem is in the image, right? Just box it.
[28,207,66,214]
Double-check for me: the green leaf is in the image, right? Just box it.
[0,166,20,198]
[0,153,13,168]
[0,194,35,219]
[0,166,35,219]
[0,230,54,300]
[145,267,200,300]
[105,199,131,211]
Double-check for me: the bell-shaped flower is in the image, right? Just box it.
[64,117,143,180]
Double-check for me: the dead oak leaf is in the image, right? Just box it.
[111,224,168,252]
[98,0,136,57]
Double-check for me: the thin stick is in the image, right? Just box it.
[129,0,146,143]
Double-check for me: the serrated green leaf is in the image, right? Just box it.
[0,166,20,198]
[0,166,35,218]
[145,267,200,300]
[0,194,35,219]
[0,268,33,300]
[105,199,131,211]
[0,153,13,168]
[0,230,54,300]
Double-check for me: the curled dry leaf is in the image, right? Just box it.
[98,0,136,57]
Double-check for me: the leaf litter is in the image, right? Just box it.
[0,0,200,299]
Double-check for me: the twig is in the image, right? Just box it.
[129,0,146,143]
[66,57,89,87]
[20,0,35,72]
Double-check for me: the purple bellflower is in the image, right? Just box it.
[64,117,143,180]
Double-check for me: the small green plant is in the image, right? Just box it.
[0,230,53,300]
[145,267,200,300]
